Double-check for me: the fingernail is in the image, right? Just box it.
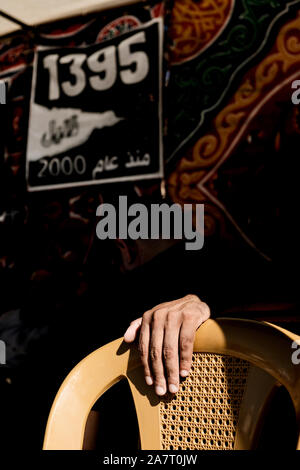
[145,376,153,386]
[155,386,166,396]
[169,384,178,394]
[180,369,189,377]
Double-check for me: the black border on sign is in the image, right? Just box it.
[26,17,164,192]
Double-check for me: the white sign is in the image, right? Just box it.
[26,18,164,190]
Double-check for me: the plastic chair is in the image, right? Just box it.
[43,318,300,450]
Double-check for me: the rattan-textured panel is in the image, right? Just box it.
[160,353,249,450]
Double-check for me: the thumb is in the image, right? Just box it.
[124,317,142,343]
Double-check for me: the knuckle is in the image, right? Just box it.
[166,310,179,325]
[180,360,191,369]
[152,309,166,324]
[185,294,199,302]
[143,364,151,374]
[138,342,148,357]
[163,346,175,361]
[200,302,211,319]
[150,347,161,362]
[142,310,152,322]
[180,335,193,351]
[182,309,194,321]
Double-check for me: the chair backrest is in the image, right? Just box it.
[43,318,300,450]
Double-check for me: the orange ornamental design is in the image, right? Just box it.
[169,0,234,65]
[168,12,300,210]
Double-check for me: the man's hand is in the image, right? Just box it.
[123,295,210,396]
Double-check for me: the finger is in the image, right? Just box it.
[138,320,153,386]
[163,313,181,394]
[179,319,196,378]
[123,318,142,343]
[150,311,167,396]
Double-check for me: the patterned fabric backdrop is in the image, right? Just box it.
[167,0,300,264]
